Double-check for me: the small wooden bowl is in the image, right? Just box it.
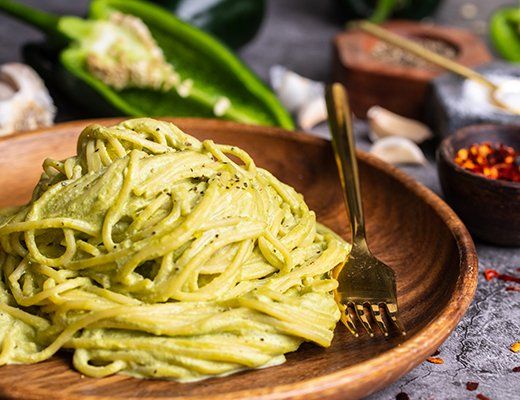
[437,124,520,246]
[332,20,492,120]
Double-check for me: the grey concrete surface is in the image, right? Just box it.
[0,1,519,399]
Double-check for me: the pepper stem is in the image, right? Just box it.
[0,0,61,38]
[369,0,397,23]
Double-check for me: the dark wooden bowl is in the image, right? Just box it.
[0,118,478,399]
[332,20,491,120]
[437,124,520,246]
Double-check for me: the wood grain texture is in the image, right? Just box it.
[437,124,520,246]
[332,20,492,120]
[0,118,478,400]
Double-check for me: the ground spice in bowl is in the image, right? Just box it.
[454,142,520,183]
[371,38,457,69]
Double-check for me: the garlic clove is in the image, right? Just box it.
[0,63,56,136]
[270,65,324,114]
[297,96,328,130]
[369,137,427,165]
[367,105,433,144]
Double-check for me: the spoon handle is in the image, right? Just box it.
[325,83,367,246]
[357,21,497,91]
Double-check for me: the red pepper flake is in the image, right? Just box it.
[395,392,410,400]
[476,394,491,400]
[454,142,520,182]
[483,269,520,284]
[431,349,440,356]
[506,286,520,292]
[426,356,444,364]
[484,269,499,281]
[466,381,479,391]
[513,366,520,372]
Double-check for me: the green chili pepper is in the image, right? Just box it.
[490,6,520,63]
[151,0,265,49]
[0,0,294,129]
[337,0,442,23]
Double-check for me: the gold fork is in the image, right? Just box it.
[325,83,406,337]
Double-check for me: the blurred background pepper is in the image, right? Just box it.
[336,0,443,22]
[151,0,265,49]
[490,4,520,62]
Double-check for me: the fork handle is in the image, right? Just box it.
[325,83,367,246]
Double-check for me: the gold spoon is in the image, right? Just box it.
[356,21,520,115]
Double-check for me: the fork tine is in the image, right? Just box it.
[369,304,389,337]
[340,305,359,337]
[355,303,375,337]
[383,302,406,336]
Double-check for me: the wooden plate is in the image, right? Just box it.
[0,118,477,400]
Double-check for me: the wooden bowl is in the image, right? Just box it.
[0,118,477,399]
[437,124,520,246]
[332,20,492,120]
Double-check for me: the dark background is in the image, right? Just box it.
[0,1,519,399]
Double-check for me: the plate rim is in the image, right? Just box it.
[0,118,478,400]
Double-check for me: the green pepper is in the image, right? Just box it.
[0,0,293,129]
[490,6,520,63]
[337,0,442,23]
[151,0,265,49]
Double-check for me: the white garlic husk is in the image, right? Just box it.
[0,63,56,136]
[297,97,328,131]
[367,105,433,144]
[270,65,327,129]
[370,137,427,165]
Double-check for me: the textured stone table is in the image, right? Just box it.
[0,1,519,399]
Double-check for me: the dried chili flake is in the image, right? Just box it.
[511,341,520,353]
[426,356,444,364]
[484,269,499,281]
[431,349,440,356]
[396,392,410,400]
[476,394,491,400]
[513,366,520,372]
[454,142,520,182]
[506,286,520,292]
[483,269,520,284]
[466,381,479,391]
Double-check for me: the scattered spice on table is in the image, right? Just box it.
[506,286,520,292]
[476,394,491,400]
[371,38,457,69]
[454,142,520,182]
[483,269,520,284]
[395,392,410,400]
[431,349,440,356]
[426,356,444,364]
[513,366,520,372]
[466,381,479,391]
[510,341,520,353]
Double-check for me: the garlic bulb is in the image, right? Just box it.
[370,137,427,165]
[367,106,432,144]
[0,63,56,136]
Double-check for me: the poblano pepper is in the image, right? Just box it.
[490,5,520,63]
[0,0,294,129]
[337,0,442,23]
[151,0,265,49]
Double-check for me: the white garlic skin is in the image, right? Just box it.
[369,136,427,165]
[0,63,56,136]
[367,105,432,144]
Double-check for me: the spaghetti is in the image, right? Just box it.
[0,118,349,381]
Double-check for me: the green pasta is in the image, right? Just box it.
[0,118,349,381]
